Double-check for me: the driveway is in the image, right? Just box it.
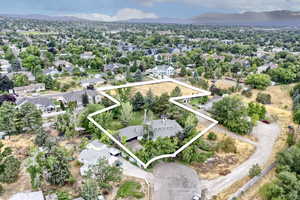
[200,122,281,198]
[153,162,200,200]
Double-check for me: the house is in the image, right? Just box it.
[13,83,46,94]
[78,140,120,175]
[9,191,44,200]
[104,63,121,72]
[80,52,95,60]
[16,97,56,112]
[43,67,60,77]
[56,90,102,107]
[80,77,105,88]
[150,65,175,77]
[54,60,74,73]
[119,119,183,142]
[0,59,11,74]
[257,62,278,74]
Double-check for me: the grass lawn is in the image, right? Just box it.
[117,181,145,199]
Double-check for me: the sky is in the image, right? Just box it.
[1,0,300,21]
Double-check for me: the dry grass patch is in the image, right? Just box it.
[192,129,255,180]
[132,82,197,96]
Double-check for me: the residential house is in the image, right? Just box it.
[9,191,44,200]
[257,62,279,74]
[80,77,106,88]
[16,97,56,112]
[119,119,183,142]
[80,52,95,60]
[43,67,60,77]
[104,63,121,72]
[78,140,120,175]
[56,89,102,107]
[13,83,45,94]
[0,59,11,74]
[150,65,175,77]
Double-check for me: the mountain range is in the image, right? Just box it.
[1,10,300,26]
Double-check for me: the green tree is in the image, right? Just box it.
[249,164,262,178]
[56,112,77,137]
[81,178,99,200]
[170,86,182,97]
[88,158,122,190]
[132,92,144,111]
[0,142,21,183]
[12,74,30,87]
[245,74,271,90]
[211,96,253,135]
[120,102,134,126]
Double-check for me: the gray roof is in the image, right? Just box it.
[9,191,44,200]
[119,125,144,141]
[79,149,110,165]
[62,90,99,104]
[150,119,183,139]
[16,97,55,108]
[119,119,183,141]
[80,77,105,85]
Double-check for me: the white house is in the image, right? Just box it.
[80,52,95,60]
[151,65,175,77]
[9,191,44,200]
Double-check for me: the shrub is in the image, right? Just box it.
[57,191,71,200]
[248,164,262,178]
[241,89,252,97]
[217,137,237,153]
[207,132,217,141]
[256,93,271,104]
[117,181,145,199]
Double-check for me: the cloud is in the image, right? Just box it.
[135,0,300,11]
[69,8,158,21]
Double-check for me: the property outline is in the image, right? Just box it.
[88,77,218,168]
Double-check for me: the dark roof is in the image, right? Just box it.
[16,97,55,108]
[62,90,99,104]
[119,125,144,141]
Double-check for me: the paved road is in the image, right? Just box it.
[152,162,200,200]
[200,122,281,198]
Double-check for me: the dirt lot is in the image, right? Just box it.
[192,132,255,180]
[132,82,198,96]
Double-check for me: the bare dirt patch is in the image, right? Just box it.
[192,131,255,180]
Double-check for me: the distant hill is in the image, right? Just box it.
[191,10,300,26]
[0,14,85,22]
[126,17,192,24]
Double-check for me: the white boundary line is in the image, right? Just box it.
[88,77,218,168]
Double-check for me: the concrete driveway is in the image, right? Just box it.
[153,162,201,200]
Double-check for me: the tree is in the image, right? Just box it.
[12,74,29,87]
[152,93,170,114]
[0,94,16,105]
[170,86,182,97]
[184,114,198,129]
[249,164,262,178]
[144,89,156,109]
[82,92,89,107]
[211,96,253,135]
[87,158,122,190]
[0,102,17,134]
[134,69,143,82]
[56,112,77,137]
[28,147,72,187]
[18,103,42,132]
[179,66,187,77]
[81,178,99,200]
[0,75,14,92]
[120,102,133,125]
[132,92,144,111]
[245,74,271,90]
[0,142,21,183]
[256,93,272,104]
[247,102,266,121]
